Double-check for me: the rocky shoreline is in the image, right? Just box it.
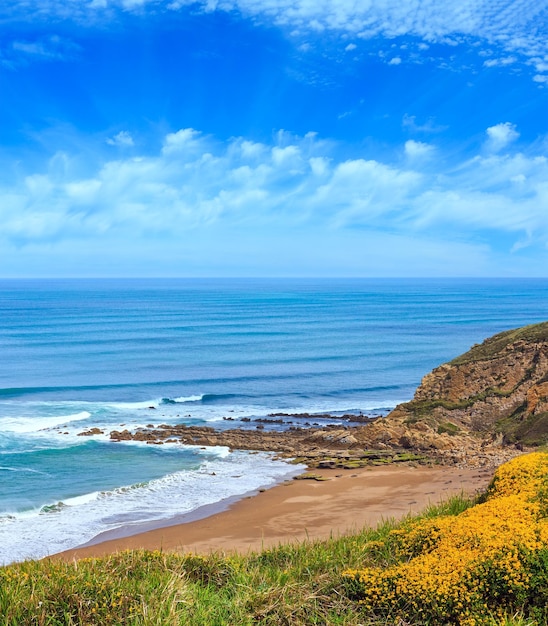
[79,322,548,472]
[107,420,430,469]
[101,414,521,470]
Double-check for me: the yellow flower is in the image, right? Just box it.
[344,451,548,625]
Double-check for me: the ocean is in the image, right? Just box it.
[1,278,547,564]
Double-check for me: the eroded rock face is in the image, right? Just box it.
[527,381,548,415]
[386,322,548,447]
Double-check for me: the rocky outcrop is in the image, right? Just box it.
[381,321,548,449]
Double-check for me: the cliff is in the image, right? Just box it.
[354,321,548,463]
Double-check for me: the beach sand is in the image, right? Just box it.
[58,463,494,560]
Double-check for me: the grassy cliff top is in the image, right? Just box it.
[450,321,548,366]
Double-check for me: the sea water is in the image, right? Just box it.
[1,278,547,564]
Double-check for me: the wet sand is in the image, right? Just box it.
[59,463,494,560]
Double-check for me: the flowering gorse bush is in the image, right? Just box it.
[343,452,548,625]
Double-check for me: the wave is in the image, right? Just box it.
[161,393,257,406]
[39,491,102,514]
[0,383,137,399]
[0,451,303,565]
[173,394,205,403]
[0,466,49,475]
[0,411,92,434]
[200,393,240,403]
[160,395,204,405]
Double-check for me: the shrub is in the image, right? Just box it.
[343,452,548,625]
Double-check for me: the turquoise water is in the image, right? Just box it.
[1,278,547,563]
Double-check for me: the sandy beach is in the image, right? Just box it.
[59,463,494,560]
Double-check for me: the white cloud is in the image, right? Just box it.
[404,140,434,159]
[185,1,548,68]
[161,128,206,157]
[271,145,301,167]
[2,125,548,275]
[530,57,548,73]
[106,131,135,147]
[9,1,548,69]
[483,56,517,67]
[409,151,548,241]
[310,158,421,228]
[12,41,50,56]
[485,122,520,152]
[345,43,357,51]
[309,156,329,177]
[388,56,402,65]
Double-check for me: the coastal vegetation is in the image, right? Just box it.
[2,452,548,625]
[344,451,548,625]
[449,322,548,366]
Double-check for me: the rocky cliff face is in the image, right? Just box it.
[358,322,548,460]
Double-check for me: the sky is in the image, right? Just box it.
[1,0,548,277]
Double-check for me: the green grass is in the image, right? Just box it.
[0,492,531,626]
[0,497,472,626]
[500,410,548,447]
[450,321,548,366]
[403,385,519,421]
[437,421,461,435]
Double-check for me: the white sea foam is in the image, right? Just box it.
[0,466,49,475]
[203,445,231,458]
[62,491,102,507]
[172,395,204,403]
[105,399,163,410]
[0,411,92,434]
[0,451,304,565]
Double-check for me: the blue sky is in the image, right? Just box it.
[1,0,548,277]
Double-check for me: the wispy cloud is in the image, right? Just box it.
[4,35,80,67]
[483,55,517,68]
[2,125,547,260]
[402,114,447,134]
